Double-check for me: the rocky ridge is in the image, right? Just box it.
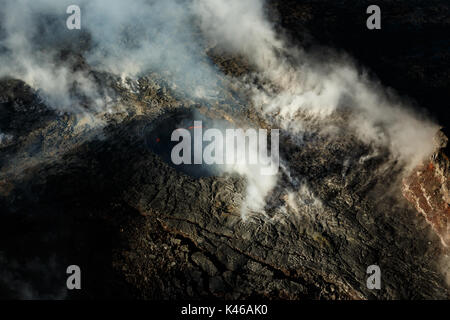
[0,0,449,300]
[403,129,450,247]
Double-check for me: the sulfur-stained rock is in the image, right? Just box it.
[403,129,450,247]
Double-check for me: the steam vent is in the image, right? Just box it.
[0,0,449,304]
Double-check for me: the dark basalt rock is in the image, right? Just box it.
[0,0,449,300]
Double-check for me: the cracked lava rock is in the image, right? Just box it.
[0,0,449,300]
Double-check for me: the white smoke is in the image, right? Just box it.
[221,131,279,219]
[0,0,439,219]
[193,0,438,170]
[0,0,221,115]
[0,0,105,116]
[188,0,436,221]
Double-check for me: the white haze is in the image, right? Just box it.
[193,0,438,170]
[0,0,446,298]
[0,0,104,116]
[192,0,440,220]
[0,0,439,218]
[0,0,221,116]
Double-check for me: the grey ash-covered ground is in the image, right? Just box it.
[0,0,449,299]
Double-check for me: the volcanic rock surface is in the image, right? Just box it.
[403,129,450,248]
[0,0,449,300]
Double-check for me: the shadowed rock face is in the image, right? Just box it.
[269,0,450,126]
[0,0,449,300]
[0,74,448,300]
[143,108,237,178]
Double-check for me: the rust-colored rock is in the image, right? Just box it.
[403,129,450,247]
